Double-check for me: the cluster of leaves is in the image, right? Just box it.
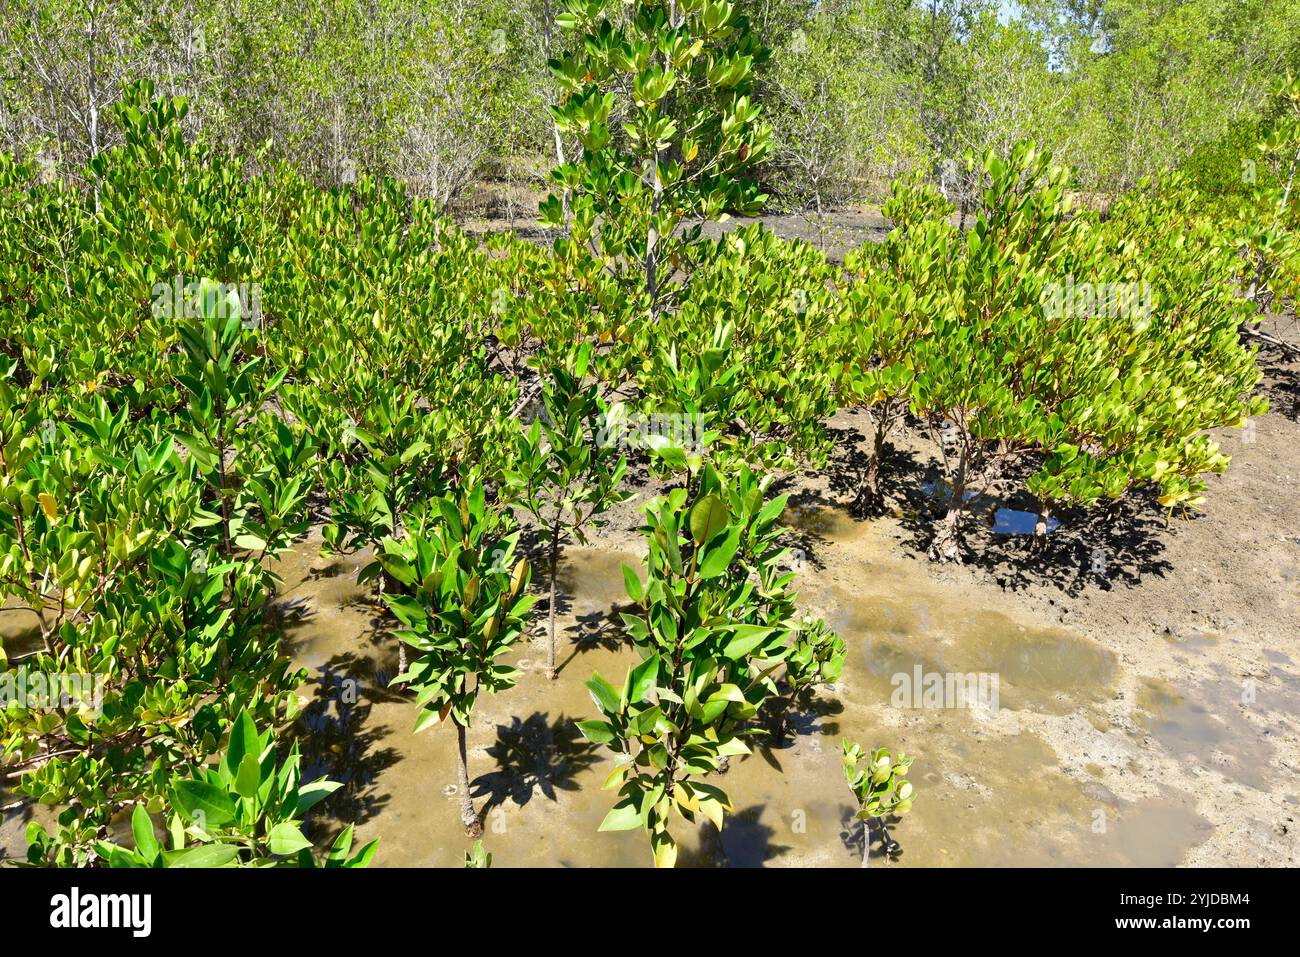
[1200,73,1300,320]
[86,711,377,868]
[833,143,1263,560]
[543,0,772,315]
[843,742,914,819]
[578,465,840,866]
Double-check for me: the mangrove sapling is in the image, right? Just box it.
[843,742,914,868]
[464,840,492,868]
[173,293,316,563]
[579,467,802,866]
[313,390,457,676]
[542,0,772,318]
[89,711,379,868]
[766,616,845,742]
[378,485,535,836]
[505,343,629,679]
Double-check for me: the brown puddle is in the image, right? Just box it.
[0,601,47,659]
[824,589,1117,715]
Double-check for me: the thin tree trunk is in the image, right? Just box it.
[929,442,968,563]
[546,528,560,680]
[1032,499,1051,550]
[378,572,407,675]
[456,720,480,837]
[861,816,871,868]
[856,407,891,513]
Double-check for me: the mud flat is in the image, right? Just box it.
[276,402,1299,867]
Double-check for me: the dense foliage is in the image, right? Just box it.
[0,0,1287,869]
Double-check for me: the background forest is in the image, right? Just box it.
[4,0,1298,216]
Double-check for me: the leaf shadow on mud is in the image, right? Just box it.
[553,607,632,677]
[793,418,1176,595]
[295,654,404,830]
[948,483,1176,597]
[470,711,602,813]
[839,805,908,865]
[869,446,1177,597]
[756,694,845,765]
[676,804,790,868]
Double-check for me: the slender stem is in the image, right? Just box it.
[456,719,478,836]
[546,525,560,679]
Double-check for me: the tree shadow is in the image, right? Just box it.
[677,804,790,867]
[553,607,632,677]
[1249,309,1300,420]
[470,712,601,813]
[893,456,1174,596]
[295,653,404,829]
[821,421,929,518]
[965,485,1174,596]
[757,690,845,758]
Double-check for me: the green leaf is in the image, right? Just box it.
[621,563,644,603]
[296,779,342,817]
[172,780,237,827]
[575,719,617,745]
[225,710,260,779]
[721,624,773,660]
[165,843,241,868]
[696,526,740,579]
[267,822,313,856]
[234,753,262,799]
[597,799,643,832]
[689,495,728,545]
[626,655,658,703]
[585,672,622,715]
[131,805,158,861]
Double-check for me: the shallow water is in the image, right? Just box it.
[1133,675,1276,792]
[992,508,1059,536]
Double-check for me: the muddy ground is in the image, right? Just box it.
[2,220,1297,869]
[256,314,1297,868]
